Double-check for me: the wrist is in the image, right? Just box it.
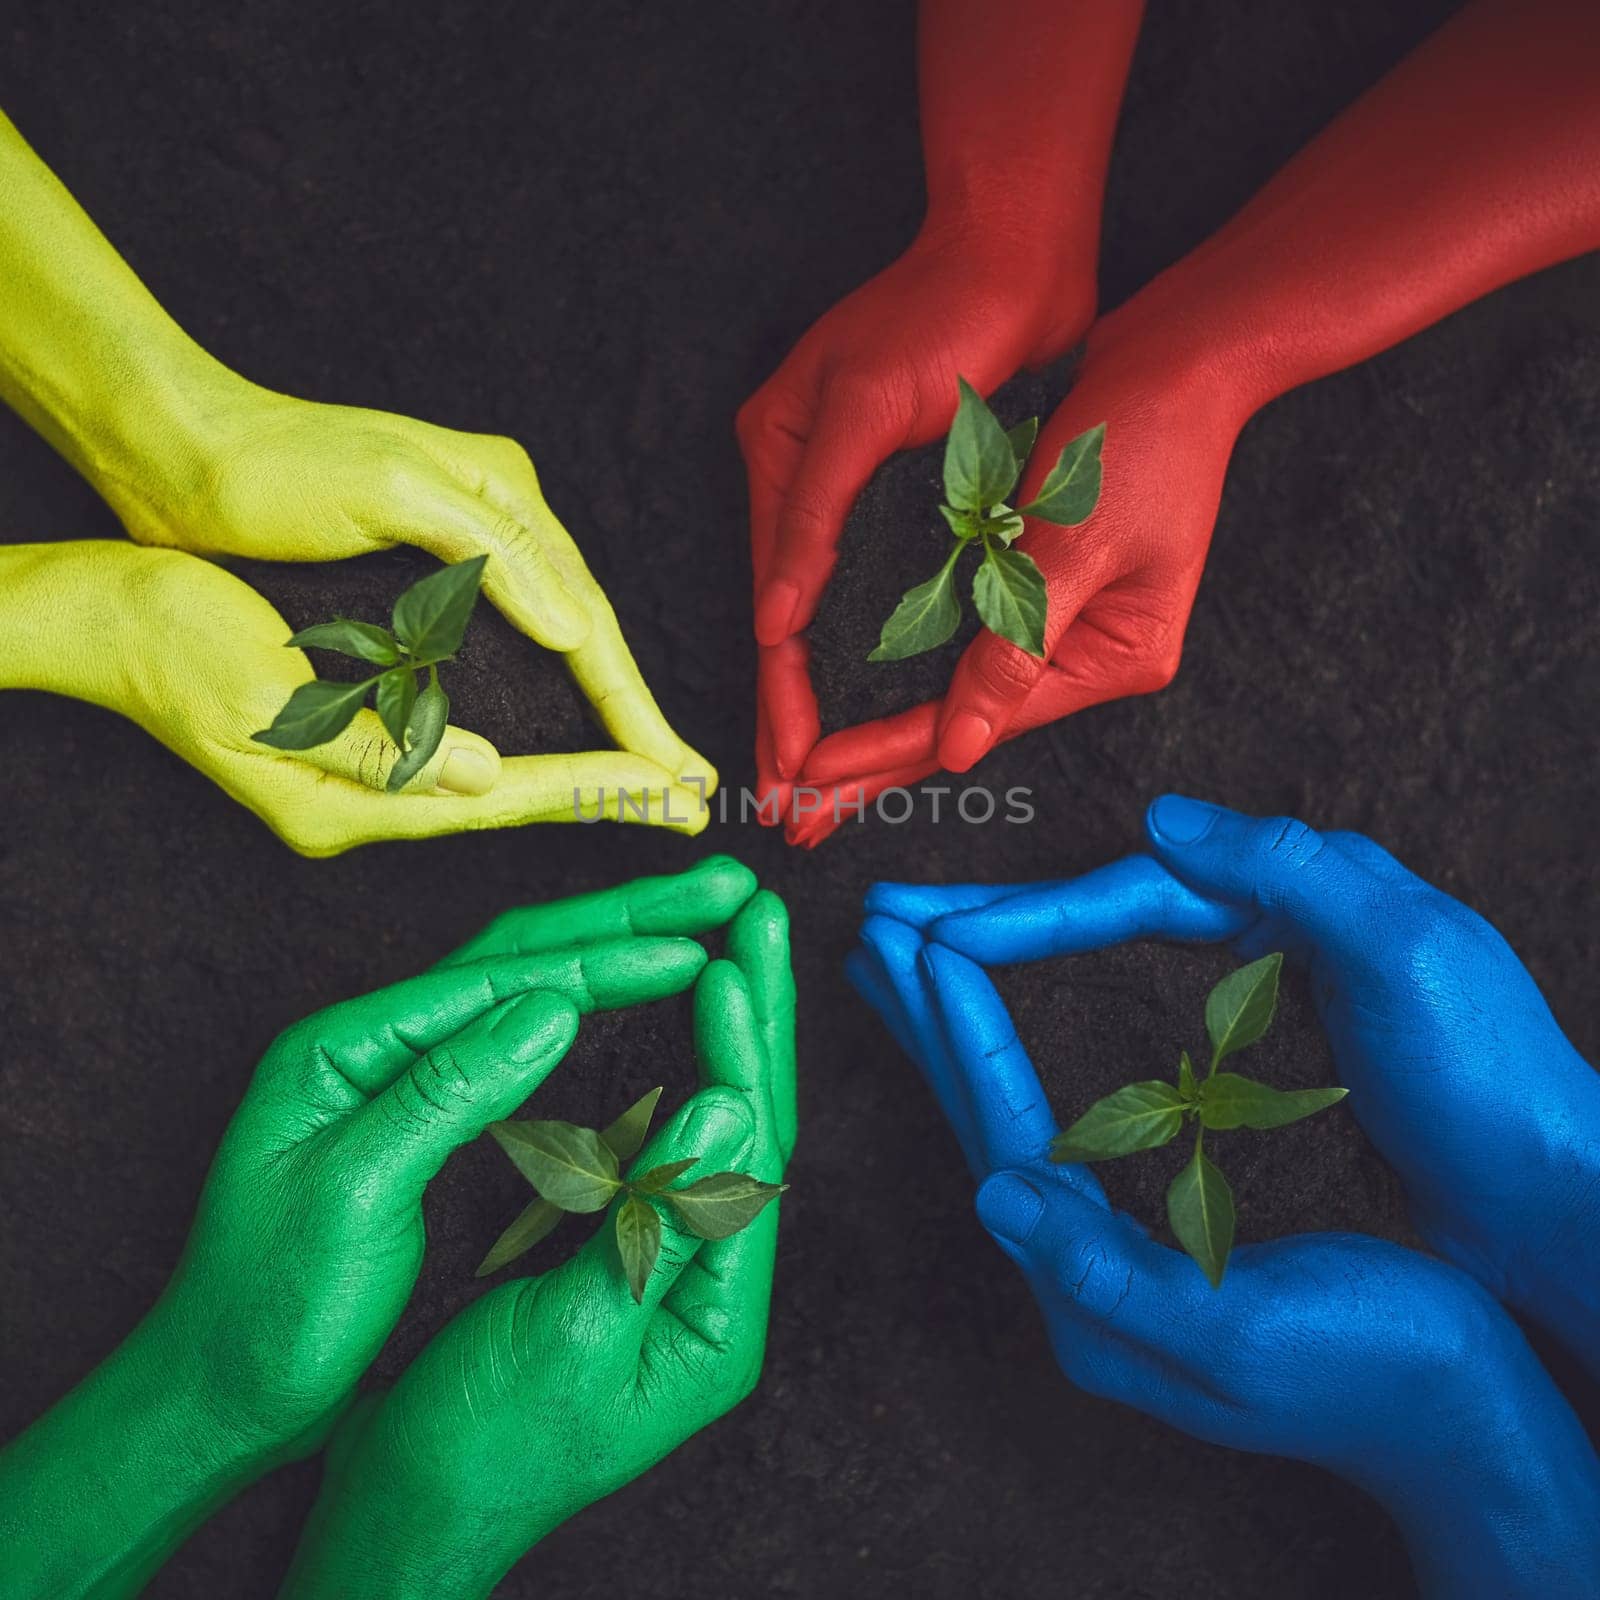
[0,1304,278,1597]
[1346,1339,1600,1598]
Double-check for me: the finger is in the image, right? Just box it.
[739,362,820,593]
[784,759,941,849]
[753,702,795,829]
[930,856,1250,965]
[1143,796,1389,960]
[384,478,591,652]
[563,590,718,796]
[284,706,503,800]
[726,892,797,1163]
[974,1172,1179,1335]
[339,989,580,1200]
[991,606,1185,746]
[800,703,939,788]
[759,637,821,781]
[251,749,711,856]
[921,945,1058,1168]
[441,855,757,965]
[1324,830,1417,884]
[754,392,900,645]
[651,1194,778,1395]
[856,915,981,1171]
[693,961,787,1184]
[572,1085,758,1328]
[304,937,707,1097]
[438,436,716,790]
[935,558,1124,772]
[864,881,1019,930]
[693,962,770,1125]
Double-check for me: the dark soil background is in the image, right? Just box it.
[2,2,1598,1596]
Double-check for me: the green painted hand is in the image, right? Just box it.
[280,891,797,1600]
[0,859,757,1598]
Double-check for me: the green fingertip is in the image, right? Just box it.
[580,935,708,1007]
[626,855,756,934]
[490,990,580,1060]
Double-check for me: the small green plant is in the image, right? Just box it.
[476,1086,787,1300]
[252,554,487,791]
[870,378,1105,662]
[1050,954,1347,1288]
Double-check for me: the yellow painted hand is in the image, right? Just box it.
[0,110,712,798]
[0,541,708,856]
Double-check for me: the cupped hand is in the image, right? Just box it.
[105,546,707,855]
[279,893,795,1600]
[739,225,1094,793]
[897,797,1600,1354]
[117,383,711,792]
[153,928,712,1459]
[786,321,1244,845]
[847,924,1600,1598]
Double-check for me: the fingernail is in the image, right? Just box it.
[939,711,993,773]
[437,747,496,796]
[1149,793,1220,845]
[976,1174,1044,1245]
[755,580,801,646]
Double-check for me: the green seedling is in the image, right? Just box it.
[252,554,486,791]
[1050,953,1348,1289]
[477,1086,787,1301]
[871,378,1105,661]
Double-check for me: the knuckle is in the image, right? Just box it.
[1257,816,1327,872]
[974,640,1040,697]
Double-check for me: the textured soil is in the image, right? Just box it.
[3,3,1599,1598]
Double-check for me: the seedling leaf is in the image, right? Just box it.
[986,507,1025,547]
[1005,416,1039,468]
[385,674,449,792]
[374,666,417,750]
[1199,1074,1348,1132]
[631,1157,699,1195]
[1168,1144,1234,1287]
[1050,1081,1187,1163]
[943,378,1020,511]
[1018,422,1105,526]
[616,1194,662,1304]
[474,1196,563,1277]
[286,619,400,666]
[664,1172,787,1240]
[392,554,487,661]
[972,544,1048,657]
[870,548,964,662]
[488,1120,620,1212]
[252,678,372,750]
[601,1086,663,1163]
[1204,952,1283,1070]
[1178,1050,1199,1102]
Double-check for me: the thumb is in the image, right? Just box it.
[975,1172,1161,1329]
[290,705,503,798]
[1143,795,1383,954]
[340,989,580,1202]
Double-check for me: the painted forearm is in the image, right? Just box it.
[1364,1370,1600,1600]
[0,113,238,533]
[1103,0,1600,417]
[0,541,176,710]
[917,0,1142,260]
[0,1303,277,1599]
